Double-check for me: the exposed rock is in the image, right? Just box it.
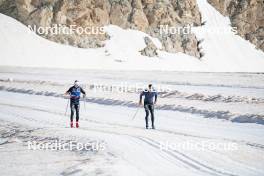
[151,30,200,58]
[0,0,202,57]
[1,0,109,48]
[109,0,131,28]
[0,0,18,18]
[142,0,202,57]
[208,0,264,52]
[143,0,201,28]
[140,36,158,57]
[130,8,149,31]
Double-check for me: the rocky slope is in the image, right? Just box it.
[208,0,264,52]
[0,0,202,57]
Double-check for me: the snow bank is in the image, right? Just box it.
[194,0,264,72]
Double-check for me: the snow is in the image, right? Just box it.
[0,0,264,72]
[0,86,264,176]
[0,0,264,175]
[0,67,264,175]
[194,0,264,72]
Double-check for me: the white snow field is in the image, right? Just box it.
[0,0,264,175]
[0,0,264,72]
[0,67,264,176]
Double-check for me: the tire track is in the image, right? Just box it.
[137,137,237,176]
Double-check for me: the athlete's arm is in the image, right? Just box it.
[154,92,158,104]
[65,87,72,95]
[139,91,144,105]
[81,87,86,97]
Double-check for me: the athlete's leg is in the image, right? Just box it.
[70,103,75,122]
[149,105,155,129]
[144,104,150,128]
[75,104,80,122]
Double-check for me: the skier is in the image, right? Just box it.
[65,80,86,128]
[139,84,158,129]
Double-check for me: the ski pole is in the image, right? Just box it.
[64,98,69,116]
[83,98,86,112]
[131,106,140,120]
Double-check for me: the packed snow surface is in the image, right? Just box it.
[0,66,264,176]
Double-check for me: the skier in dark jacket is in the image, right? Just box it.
[65,80,86,128]
[139,84,158,129]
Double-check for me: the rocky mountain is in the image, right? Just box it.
[0,0,202,58]
[208,0,264,52]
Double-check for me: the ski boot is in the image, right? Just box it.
[70,121,73,128]
[76,122,79,128]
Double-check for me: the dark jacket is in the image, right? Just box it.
[140,89,158,105]
[66,86,86,104]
